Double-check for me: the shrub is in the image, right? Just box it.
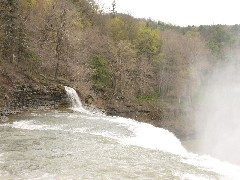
[90,55,112,90]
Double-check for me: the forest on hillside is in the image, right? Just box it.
[1,0,240,136]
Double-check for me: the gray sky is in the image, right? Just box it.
[98,0,240,26]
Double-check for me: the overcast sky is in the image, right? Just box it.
[98,0,240,26]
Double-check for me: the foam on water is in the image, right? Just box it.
[3,120,63,131]
[65,87,240,176]
[0,153,3,164]
[63,86,240,179]
[121,122,187,155]
[94,117,240,179]
[0,120,92,135]
[100,115,187,155]
[2,86,240,179]
[181,173,211,180]
[2,111,240,179]
[183,154,240,179]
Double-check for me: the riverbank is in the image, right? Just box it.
[0,80,194,139]
[103,97,195,139]
[0,64,194,138]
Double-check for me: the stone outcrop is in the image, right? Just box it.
[0,84,68,121]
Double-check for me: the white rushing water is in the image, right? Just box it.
[64,86,187,155]
[64,86,89,113]
[0,86,240,179]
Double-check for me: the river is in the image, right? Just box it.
[0,87,240,179]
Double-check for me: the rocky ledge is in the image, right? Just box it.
[0,84,69,122]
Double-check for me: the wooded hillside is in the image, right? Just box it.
[1,0,240,137]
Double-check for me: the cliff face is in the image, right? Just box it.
[0,82,68,122]
[11,84,68,110]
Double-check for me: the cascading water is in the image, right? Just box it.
[1,86,240,179]
[64,86,187,155]
[64,86,89,113]
[62,87,240,178]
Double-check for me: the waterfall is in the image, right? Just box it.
[63,86,187,154]
[2,86,240,179]
[64,86,88,113]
